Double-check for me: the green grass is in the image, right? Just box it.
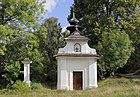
[0,78,140,97]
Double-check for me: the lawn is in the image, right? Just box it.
[0,77,140,97]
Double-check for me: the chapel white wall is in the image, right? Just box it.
[58,41,96,54]
[57,57,98,90]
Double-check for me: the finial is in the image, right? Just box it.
[72,5,76,21]
[69,4,79,25]
[66,3,82,34]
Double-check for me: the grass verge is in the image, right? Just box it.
[0,77,140,97]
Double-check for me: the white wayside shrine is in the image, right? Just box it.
[22,58,32,87]
[56,9,99,90]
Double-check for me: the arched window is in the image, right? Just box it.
[74,43,81,52]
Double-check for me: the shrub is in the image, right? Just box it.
[31,82,44,90]
[97,29,134,78]
[12,80,29,92]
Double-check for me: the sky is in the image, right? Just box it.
[42,0,74,28]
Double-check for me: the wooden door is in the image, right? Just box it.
[73,71,83,90]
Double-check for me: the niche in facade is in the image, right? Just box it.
[74,43,81,52]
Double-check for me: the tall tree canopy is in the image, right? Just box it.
[68,0,139,78]
[97,28,134,77]
[0,0,46,88]
[36,17,65,85]
[69,0,140,45]
[0,0,65,89]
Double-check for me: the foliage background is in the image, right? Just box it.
[0,0,140,89]
[68,0,140,79]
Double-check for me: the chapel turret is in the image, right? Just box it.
[66,5,82,34]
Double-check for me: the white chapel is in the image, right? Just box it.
[56,8,99,90]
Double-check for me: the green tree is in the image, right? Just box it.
[69,0,140,46]
[36,17,64,85]
[121,11,140,73]
[68,0,139,78]
[0,0,46,88]
[0,25,14,89]
[97,29,134,78]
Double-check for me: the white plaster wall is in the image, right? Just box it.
[88,58,98,88]
[58,40,96,54]
[57,34,98,90]
[57,57,98,90]
[67,57,87,90]
[57,58,68,89]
